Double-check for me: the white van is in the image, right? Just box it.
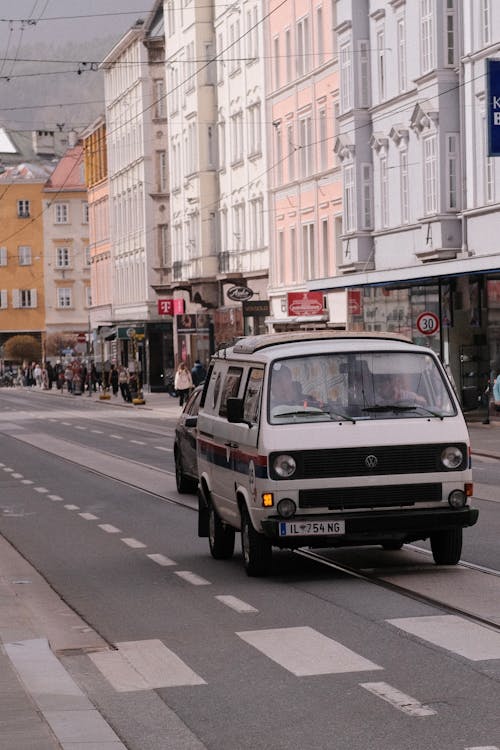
[196,331,477,576]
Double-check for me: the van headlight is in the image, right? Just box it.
[441,446,464,469]
[277,498,297,518]
[273,454,296,478]
[448,490,466,508]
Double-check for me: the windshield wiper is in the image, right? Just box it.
[411,405,446,420]
[273,407,356,423]
[362,404,417,413]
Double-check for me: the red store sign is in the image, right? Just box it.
[157,298,185,316]
[287,291,324,317]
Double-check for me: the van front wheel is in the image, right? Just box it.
[430,528,462,565]
[208,504,235,559]
[241,507,272,577]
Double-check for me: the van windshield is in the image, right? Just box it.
[268,351,457,424]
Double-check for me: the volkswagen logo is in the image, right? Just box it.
[365,454,378,470]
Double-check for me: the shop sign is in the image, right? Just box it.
[287,291,324,317]
[117,326,145,340]
[487,59,500,157]
[157,298,185,315]
[227,285,254,302]
[242,300,270,316]
[347,289,362,316]
[416,311,439,336]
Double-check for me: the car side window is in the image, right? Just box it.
[243,368,263,424]
[219,366,243,417]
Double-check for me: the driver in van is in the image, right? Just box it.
[270,364,319,409]
[377,373,426,405]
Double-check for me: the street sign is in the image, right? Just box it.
[287,291,324,316]
[416,311,439,336]
[487,58,500,157]
[227,285,254,302]
[76,333,86,343]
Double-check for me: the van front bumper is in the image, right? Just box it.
[260,506,479,547]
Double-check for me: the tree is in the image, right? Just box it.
[45,332,76,358]
[3,335,41,364]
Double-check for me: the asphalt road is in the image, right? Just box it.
[1,388,500,750]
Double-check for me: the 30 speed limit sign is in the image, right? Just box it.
[416,311,440,336]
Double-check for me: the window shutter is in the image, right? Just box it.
[0,247,6,266]
[31,289,37,308]
[12,289,20,308]
[0,290,7,308]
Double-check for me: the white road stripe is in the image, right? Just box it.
[465,746,500,749]
[387,615,500,661]
[237,627,382,676]
[64,504,80,511]
[21,479,34,484]
[215,595,258,613]
[147,553,177,567]
[34,487,49,494]
[91,429,104,434]
[360,682,437,717]
[62,422,72,426]
[130,440,146,445]
[155,446,173,452]
[175,571,211,586]
[12,473,23,478]
[110,434,123,440]
[75,426,87,430]
[89,639,205,691]
[99,524,121,534]
[48,495,63,501]
[79,512,99,521]
[3,467,13,472]
[121,538,147,549]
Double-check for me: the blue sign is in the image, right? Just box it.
[487,59,500,157]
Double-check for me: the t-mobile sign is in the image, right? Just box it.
[487,59,500,157]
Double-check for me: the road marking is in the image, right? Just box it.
[64,504,80,511]
[89,639,206,692]
[465,746,500,749]
[99,524,121,534]
[62,422,72,426]
[155,446,173,452]
[360,682,437,717]
[34,487,49,494]
[387,615,500,661]
[175,571,211,586]
[91,429,103,434]
[79,512,99,521]
[130,440,146,445]
[237,627,382,676]
[121,537,147,549]
[3,467,13,472]
[147,553,177,567]
[216,595,258,613]
[48,494,62,501]
[21,479,34,484]
[110,434,123,440]
[75,425,87,430]
[12,473,23,478]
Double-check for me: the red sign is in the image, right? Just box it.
[158,298,185,315]
[347,289,362,316]
[76,333,86,343]
[416,311,440,336]
[287,291,324,317]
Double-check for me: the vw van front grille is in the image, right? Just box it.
[299,483,442,510]
[269,444,467,480]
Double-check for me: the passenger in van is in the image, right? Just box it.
[270,364,319,409]
[377,374,426,406]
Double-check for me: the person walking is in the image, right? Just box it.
[109,364,119,396]
[174,362,193,406]
[191,359,207,386]
[118,366,132,402]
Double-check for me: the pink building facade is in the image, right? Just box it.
[267,0,344,329]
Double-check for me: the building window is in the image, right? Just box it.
[397,18,407,92]
[229,19,241,75]
[277,230,285,284]
[358,41,370,108]
[296,16,311,77]
[285,29,292,83]
[273,36,280,88]
[302,222,315,280]
[287,123,295,181]
[340,41,353,112]
[0,290,7,309]
[321,217,329,277]
[54,202,69,224]
[400,150,409,224]
[331,0,337,56]
[319,107,328,170]
[376,29,386,101]
[82,202,89,224]
[13,288,37,308]
[17,199,30,218]
[420,0,434,74]
[380,156,389,228]
[0,247,7,266]
[56,247,70,268]
[275,126,283,185]
[18,245,32,265]
[249,198,264,249]
[481,0,490,45]
[299,115,314,177]
[158,150,167,192]
[317,6,324,65]
[218,120,226,169]
[343,164,355,233]
[154,78,166,118]
[233,203,245,251]
[85,286,92,307]
[423,134,438,214]
[159,224,169,266]
[57,287,72,308]
[446,0,456,66]
[290,226,297,281]
[231,111,243,164]
[247,102,262,157]
[446,134,458,209]
[361,163,372,230]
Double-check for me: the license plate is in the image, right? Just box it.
[278,520,345,537]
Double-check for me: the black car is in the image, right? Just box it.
[173,385,203,493]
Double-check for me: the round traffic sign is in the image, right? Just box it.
[416,311,440,336]
[76,333,86,343]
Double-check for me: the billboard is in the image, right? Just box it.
[487,58,500,157]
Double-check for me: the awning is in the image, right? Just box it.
[265,314,329,326]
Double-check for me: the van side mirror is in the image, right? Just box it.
[227,397,246,423]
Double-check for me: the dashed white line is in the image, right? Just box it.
[130,440,146,445]
[110,434,124,440]
[34,487,49,494]
[215,595,258,613]
[360,682,437,717]
[175,571,211,586]
[62,422,72,426]
[48,495,63,502]
[64,504,80,511]
[3,467,13,472]
[91,429,104,434]
[147,553,177,567]
[155,446,173,452]
[21,479,34,485]
[75,426,87,431]
[121,538,147,549]
[79,512,99,521]
[12,473,23,479]
[465,746,500,749]
[99,524,121,534]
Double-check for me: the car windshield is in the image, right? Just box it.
[268,351,457,424]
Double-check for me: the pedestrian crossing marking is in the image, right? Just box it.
[237,626,382,676]
[360,682,437,717]
[387,615,500,661]
[89,639,206,692]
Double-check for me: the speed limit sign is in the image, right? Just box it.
[416,311,440,336]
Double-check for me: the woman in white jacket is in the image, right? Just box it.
[174,362,193,406]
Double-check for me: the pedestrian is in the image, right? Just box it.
[64,363,74,393]
[174,362,193,406]
[191,359,207,386]
[118,366,132,402]
[109,364,119,396]
[33,362,42,388]
[493,373,500,412]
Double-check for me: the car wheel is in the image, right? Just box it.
[208,503,235,559]
[240,506,272,577]
[430,528,462,565]
[382,541,404,551]
[175,449,195,494]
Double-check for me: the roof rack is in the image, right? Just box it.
[231,330,412,355]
